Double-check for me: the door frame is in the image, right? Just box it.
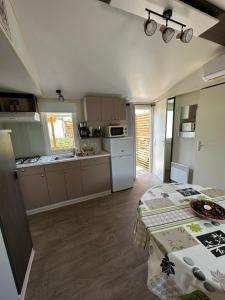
[167,97,176,182]
[152,99,167,182]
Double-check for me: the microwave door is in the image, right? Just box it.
[111,127,123,136]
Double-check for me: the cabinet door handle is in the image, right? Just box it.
[14,170,18,180]
[21,169,25,172]
[41,174,45,177]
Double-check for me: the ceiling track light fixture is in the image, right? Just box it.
[56,89,65,101]
[144,11,157,36]
[144,8,193,44]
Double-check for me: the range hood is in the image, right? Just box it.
[0,112,40,122]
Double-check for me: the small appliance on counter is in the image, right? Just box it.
[79,122,90,138]
[104,125,128,138]
[92,126,103,137]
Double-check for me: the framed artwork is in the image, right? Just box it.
[0,0,11,39]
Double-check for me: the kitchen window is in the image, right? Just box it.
[45,113,75,154]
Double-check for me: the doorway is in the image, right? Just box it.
[165,98,175,182]
[135,106,151,176]
[152,98,175,182]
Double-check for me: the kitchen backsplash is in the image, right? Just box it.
[0,122,46,158]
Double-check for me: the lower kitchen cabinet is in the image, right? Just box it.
[18,156,111,211]
[81,158,111,196]
[45,171,67,204]
[64,167,83,199]
[18,173,49,210]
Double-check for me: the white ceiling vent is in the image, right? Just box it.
[203,54,225,82]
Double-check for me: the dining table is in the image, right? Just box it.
[134,183,225,300]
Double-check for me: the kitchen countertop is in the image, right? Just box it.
[16,151,110,168]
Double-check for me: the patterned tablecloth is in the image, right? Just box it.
[134,183,225,300]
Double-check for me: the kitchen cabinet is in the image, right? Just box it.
[45,169,67,204]
[113,98,126,121]
[101,98,114,121]
[45,160,83,203]
[18,170,49,210]
[81,157,111,195]
[84,96,126,122]
[64,162,83,200]
[84,96,102,122]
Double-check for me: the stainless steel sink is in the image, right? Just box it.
[55,155,75,161]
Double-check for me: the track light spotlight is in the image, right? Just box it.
[162,27,175,43]
[160,20,175,43]
[144,12,157,36]
[181,28,193,43]
[177,27,193,43]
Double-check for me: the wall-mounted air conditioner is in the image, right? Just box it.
[203,54,225,82]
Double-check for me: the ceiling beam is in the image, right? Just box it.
[180,0,224,18]
[200,12,225,46]
[99,0,111,4]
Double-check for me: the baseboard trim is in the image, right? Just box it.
[27,190,111,215]
[19,248,35,300]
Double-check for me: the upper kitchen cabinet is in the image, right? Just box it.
[84,96,102,122]
[0,93,37,112]
[101,98,114,122]
[113,98,126,121]
[0,0,41,94]
[84,96,126,122]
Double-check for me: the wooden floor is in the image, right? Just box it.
[25,173,161,300]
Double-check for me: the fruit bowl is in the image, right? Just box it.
[190,200,225,223]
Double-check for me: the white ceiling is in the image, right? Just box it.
[10,0,225,102]
[207,0,225,11]
[0,30,40,94]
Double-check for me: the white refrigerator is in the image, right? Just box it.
[103,137,134,192]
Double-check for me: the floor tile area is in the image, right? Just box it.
[25,174,161,300]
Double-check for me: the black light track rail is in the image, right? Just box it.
[145,8,186,28]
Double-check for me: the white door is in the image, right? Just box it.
[111,155,134,192]
[193,85,225,189]
[153,99,167,182]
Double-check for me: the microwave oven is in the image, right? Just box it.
[181,122,195,132]
[104,125,128,137]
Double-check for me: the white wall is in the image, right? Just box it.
[159,59,225,102]
[172,90,200,182]
[1,122,46,158]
